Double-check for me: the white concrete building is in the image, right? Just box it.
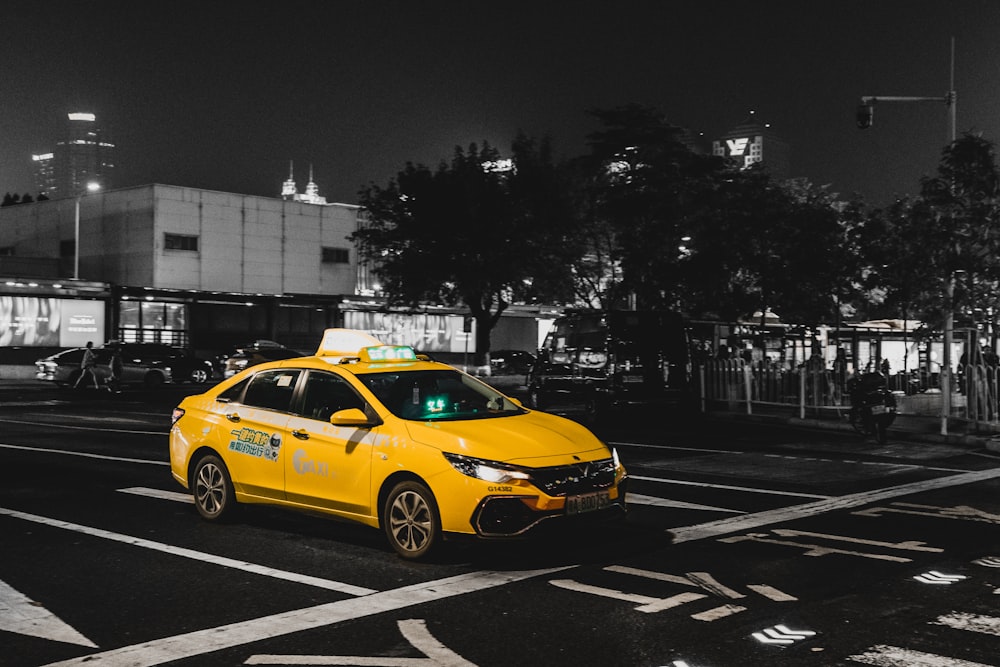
[0,184,364,354]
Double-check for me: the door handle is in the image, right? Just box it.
[292,429,310,440]
[225,413,241,423]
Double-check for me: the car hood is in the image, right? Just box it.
[402,410,610,465]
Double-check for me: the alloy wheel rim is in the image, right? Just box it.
[389,490,432,553]
[196,463,225,515]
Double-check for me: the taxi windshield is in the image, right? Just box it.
[358,369,525,421]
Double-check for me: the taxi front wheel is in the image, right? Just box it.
[382,481,440,560]
[192,454,236,521]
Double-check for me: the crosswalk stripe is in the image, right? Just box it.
[934,612,1000,637]
[848,644,993,666]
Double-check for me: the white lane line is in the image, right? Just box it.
[0,443,168,466]
[670,467,1000,543]
[629,474,831,499]
[608,440,743,455]
[118,487,192,503]
[0,417,164,435]
[934,612,1000,636]
[848,644,993,666]
[0,506,376,596]
[627,493,744,514]
[41,568,570,667]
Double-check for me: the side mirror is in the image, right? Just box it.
[329,408,373,427]
[509,397,523,407]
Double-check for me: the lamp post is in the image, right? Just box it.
[857,37,957,435]
[73,181,101,280]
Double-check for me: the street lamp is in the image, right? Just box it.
[856,37,957,435]
[73,181,101,280]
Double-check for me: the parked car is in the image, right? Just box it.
[489,349,536,375]
[169,329,627,560]
[527,310,691,420]
[218,341,304,378]
[35,344,173,388]
[110,342,214,384]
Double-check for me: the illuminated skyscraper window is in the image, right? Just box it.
[32,112,116,199]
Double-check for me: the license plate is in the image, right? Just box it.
[623,375,643,384]
[565,490,612,515]
[871,404,887,415]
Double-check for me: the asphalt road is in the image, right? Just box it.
[3,380,1000,666]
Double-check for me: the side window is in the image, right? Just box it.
[242,370,302,412]
[218,377,250,403]
[299,371,365,422]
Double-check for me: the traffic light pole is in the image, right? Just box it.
[856,37,957,436]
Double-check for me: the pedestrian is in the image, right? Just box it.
[74,341,100,389]
[108,345,124,393]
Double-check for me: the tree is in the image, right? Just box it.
[1,193,20,207]
[351,136,579,364]
[575,104,728,310]
[863,135,1000,335]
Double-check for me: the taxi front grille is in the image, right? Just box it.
[528,458,616,497]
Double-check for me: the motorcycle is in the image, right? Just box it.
[847,372,897,444]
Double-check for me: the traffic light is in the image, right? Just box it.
[856,103,874,129]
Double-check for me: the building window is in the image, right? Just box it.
[322,246,349,264]
[164,233,199,251]
[59,240,75,258]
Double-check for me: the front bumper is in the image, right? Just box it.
[471,483,627,537]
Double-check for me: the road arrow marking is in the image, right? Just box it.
[549,578,706,613]
[245,618,475,665]
[973,556,1000,568]
[752,624,816,645]
[913,571,968,585]
[0,578,97,647]
[855,502,1000,525]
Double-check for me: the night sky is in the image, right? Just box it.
[2,1,997,208]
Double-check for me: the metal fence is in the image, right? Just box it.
[696,359,1000,431]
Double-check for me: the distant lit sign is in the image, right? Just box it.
[726,138,750,156]
[68,112,96,122]
[31,153,54,161]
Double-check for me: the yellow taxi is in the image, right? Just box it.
[169,329,628,559]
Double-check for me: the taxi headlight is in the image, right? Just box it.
[443,453,531,484]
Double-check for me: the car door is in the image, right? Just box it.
[218,368,301,502]
[283,369,376,517]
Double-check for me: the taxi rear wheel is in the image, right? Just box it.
[192,454,235,521]
[382,481,440,560]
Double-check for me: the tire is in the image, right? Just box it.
[382,480,440,560]
[192,454,236,521]
[189,367,210,384]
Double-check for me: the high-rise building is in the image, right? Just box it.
[712,112,790,180]
[281,161,328,205]
[32,112,116,199]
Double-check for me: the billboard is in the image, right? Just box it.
[0,296,105,347]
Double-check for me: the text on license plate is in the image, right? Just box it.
[565,490,612,515]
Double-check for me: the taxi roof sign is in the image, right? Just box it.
[359,345,417,363]
[316,328,384,357]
